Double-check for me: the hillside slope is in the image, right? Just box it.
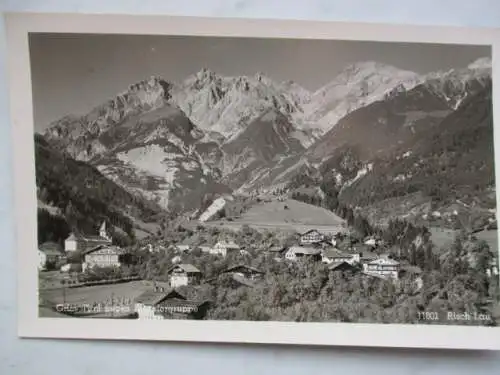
[35,134,163,245]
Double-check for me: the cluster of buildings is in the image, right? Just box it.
[269,229,402,280]
[134,263,266,320]
[168,228,404,282]
[38,221,127,272]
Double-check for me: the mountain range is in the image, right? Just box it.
[38,56,494,228]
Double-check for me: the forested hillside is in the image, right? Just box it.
[35,134,163,246]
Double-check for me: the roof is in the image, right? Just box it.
[134,289,184,306]
[168,263,201,274]
[359,249,378,260]
[328,261,357,271]
[268,246,287,253]
[322,248,352,258]
[83,244,126,255]
[39,242,63,255]
[223,264,264,274]
[157,298,208,310]
[216,241,240,249]
[288,246,321,255]
[231,274,257,287]
[84,235,111,242]
[300,229,322,236]
[367,257,400,266]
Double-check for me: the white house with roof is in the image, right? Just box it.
[64,221,112,252]
[285,246,322,262]
[363,256,401,280]
[82,244,125,272]
[299,229,325,245]
[209,241,240,257]
[321,248,360,265]
[134,287,186,320]
[167,264,202,287]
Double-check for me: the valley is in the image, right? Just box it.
[35,52,499,325]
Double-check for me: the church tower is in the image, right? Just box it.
[99,221,110,241]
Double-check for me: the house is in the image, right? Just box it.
[64,221,112,253]
[364,238,377,247]
[175,237,198,253]
[328,261,359,273]
[321,248,360,265]
[222,265,264,281]
[82,244,125,272]
[167,264,202,288]
[363,256,401,280]
[285,246,322,262]
[486,259,499,278]
[134,287,188,320]
[299,229,325,245]
[209,241,240,257]
[38,242,63,270]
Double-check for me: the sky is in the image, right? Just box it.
[29,33,490,131]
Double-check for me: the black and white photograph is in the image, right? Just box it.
[30,29,499,326]
[7,13,500,349]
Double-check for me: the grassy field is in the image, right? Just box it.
[429,227,457,250]
[476,230,499,255]
[430,227,498,255]
[202,198,346,234]
[40,280,151,304]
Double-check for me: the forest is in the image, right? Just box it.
[35,134,163,245]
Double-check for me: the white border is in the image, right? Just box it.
[5,12,500,350]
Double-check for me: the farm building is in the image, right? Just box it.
[134,286,210,320]
[167,264,202,288]
[285,246,322,262]
[299,229,325,245]
[321,248,360,265]
[209,241,240,257]
[82,244,126,272]
[221,264,264,281]
[363,256,401,280]
[64,221,112,253]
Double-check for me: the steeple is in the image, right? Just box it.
[99,221,109,240]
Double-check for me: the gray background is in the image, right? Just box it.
[1,0,500,373]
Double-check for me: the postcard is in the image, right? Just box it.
[6,12,500,350]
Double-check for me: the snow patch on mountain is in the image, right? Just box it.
[199,197,227,222]
[116,144,179,180]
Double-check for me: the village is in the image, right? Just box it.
[37,198,500,323]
